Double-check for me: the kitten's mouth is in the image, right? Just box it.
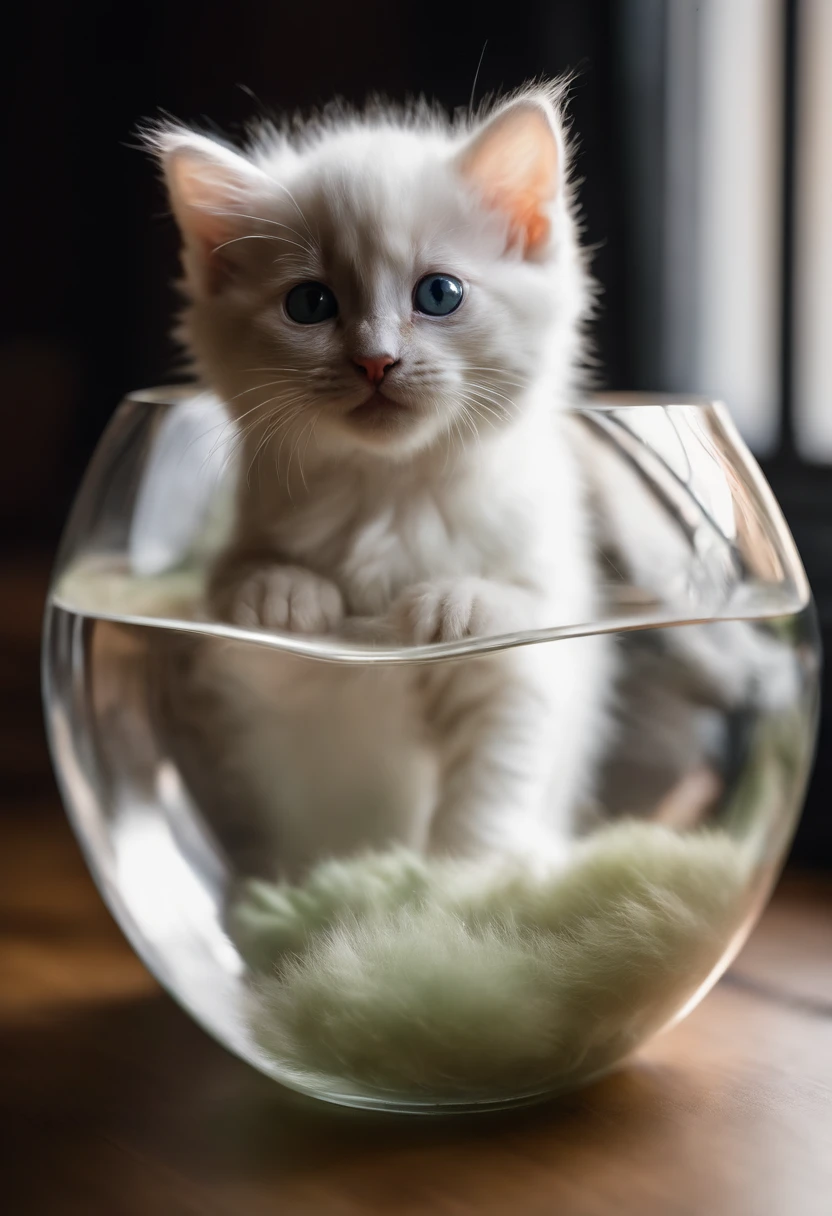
[348,390,412,428]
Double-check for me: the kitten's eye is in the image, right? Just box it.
[414,274,464,317]
[285,281,338,324]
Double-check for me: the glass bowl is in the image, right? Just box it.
[42,388,820,1113]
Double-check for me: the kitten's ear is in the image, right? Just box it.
[149,127,269,294]
[457,91,565,257]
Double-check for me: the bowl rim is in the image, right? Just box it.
[50,387,812,666]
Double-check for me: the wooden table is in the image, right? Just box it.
[2,560,831,1214]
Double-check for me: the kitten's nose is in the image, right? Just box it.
[352,354,397,385]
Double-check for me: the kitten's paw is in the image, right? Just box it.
[392,578,529,645]
[217,565,344,634]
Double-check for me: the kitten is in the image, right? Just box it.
[151,84,613,876]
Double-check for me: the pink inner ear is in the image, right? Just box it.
[165,148,255,293]
[461,105,560,254]
[169,155,237,254]
[483,183,553,254]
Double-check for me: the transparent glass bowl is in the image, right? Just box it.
[43,389,820,1113]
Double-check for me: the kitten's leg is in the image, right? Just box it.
[393,579,609,866]
[430,638,610,868]
[421,652,566,864]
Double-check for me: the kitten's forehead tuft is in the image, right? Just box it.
[256,131,496,276]
[253,126,453,201]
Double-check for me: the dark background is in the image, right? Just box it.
[1,0,828,862]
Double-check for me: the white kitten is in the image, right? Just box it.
[152,84,613,876]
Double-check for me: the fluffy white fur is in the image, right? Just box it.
[150,84,613,874]
[231,822,751,1102]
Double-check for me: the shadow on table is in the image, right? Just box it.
[0,984,688,1212]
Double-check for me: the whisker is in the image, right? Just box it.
[457,364,526,377]
[277,415,312,502]
[292,413,318,494]
[243,367,315,375]
[229,390,312,450]
[214,210,318,256]
[448,410,466,469]
[465,382,520,411]
[247,406,305,485]
[196,394,289,470]
[224,377,307,406]
[456,394,500,430]
[458,391,507,421]
[212,233,314,258]
[457,403,484,455]
[274,403,312,474]
[464,383,524,403]
[239,395,313,483]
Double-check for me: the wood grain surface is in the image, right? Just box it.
[1,559,830,1215]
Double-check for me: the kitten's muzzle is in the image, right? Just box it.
[348,388,413,427]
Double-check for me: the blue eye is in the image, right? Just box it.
[285,281,338,324]
[414,274,464,317]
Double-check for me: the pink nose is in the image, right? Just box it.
[352,354,397,385]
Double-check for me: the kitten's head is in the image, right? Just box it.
[152,84,589,463]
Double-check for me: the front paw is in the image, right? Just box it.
[392,578,529,645]
[214,565,344,634]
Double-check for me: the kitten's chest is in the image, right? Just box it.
[340,493,492,615]
[273,479,523,616]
